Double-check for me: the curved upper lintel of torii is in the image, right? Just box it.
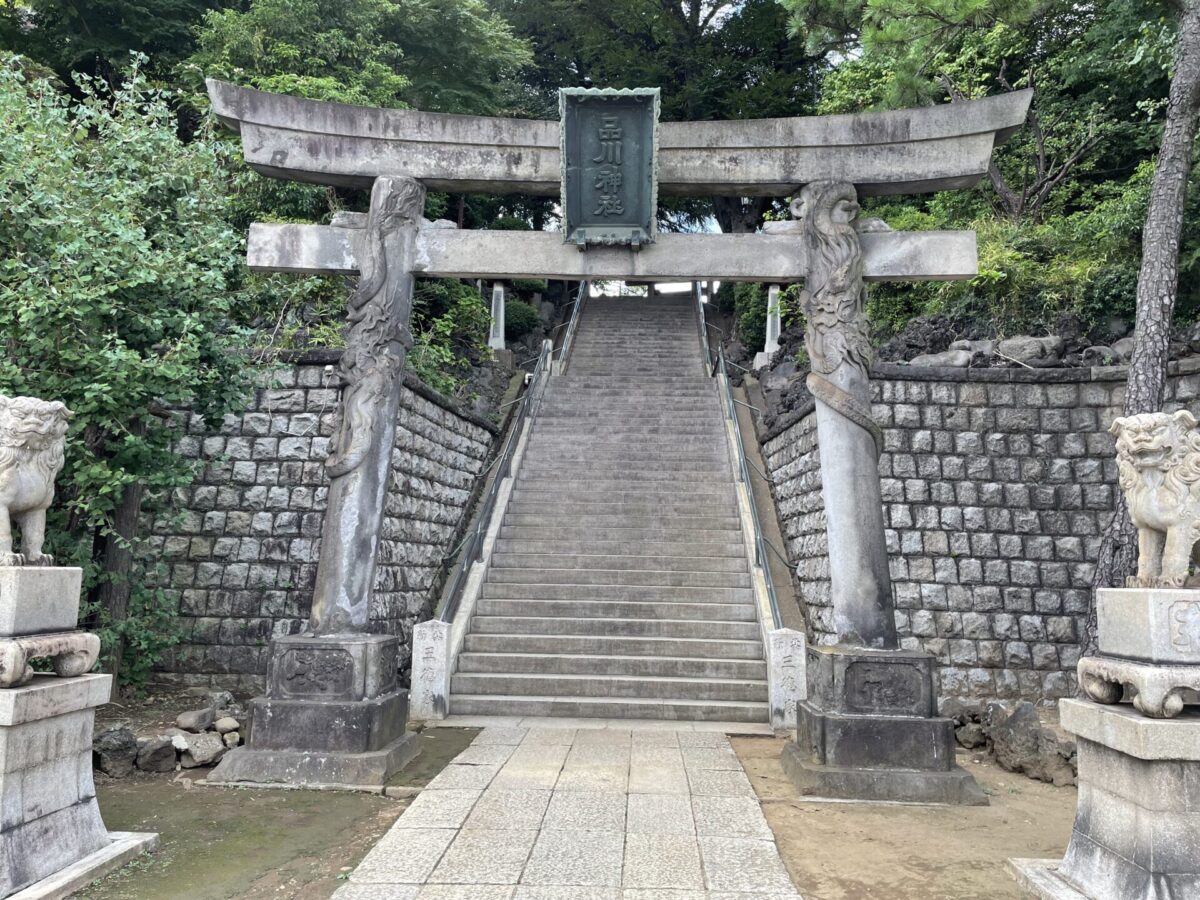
[206,79,1032,199]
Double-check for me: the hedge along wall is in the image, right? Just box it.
[761,357,1200,706]
[146,352,497,691]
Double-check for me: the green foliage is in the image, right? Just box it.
[735,284,767,351]
[511,279,548,295]
[189,0,531,113]
[0,0,223,81]
[504,299,542,340]
[408,279,491,396]
[0,58,250,684]
[784,0,1198,339]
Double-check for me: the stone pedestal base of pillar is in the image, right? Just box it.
[208,633,420,788]
[781,645,987,805]
[0,673,114,897]
[1010,698,1200,900]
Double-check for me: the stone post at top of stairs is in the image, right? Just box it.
[775,182,986,805]
[752,284,782,371]
[209,177,425,789]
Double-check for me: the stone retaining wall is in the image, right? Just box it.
[147,355,496,690]
[761,358,1200,705]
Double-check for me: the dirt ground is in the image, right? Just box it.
[78,726,479,900]
[732,735,1076,900]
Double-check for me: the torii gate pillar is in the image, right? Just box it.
[210,177,425,788]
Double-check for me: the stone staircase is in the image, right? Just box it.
[449,295,769,722]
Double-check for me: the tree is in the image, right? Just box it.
[496,0,827,232]
[189,0,531,113]
[1093,0,1200,640]
[0,57,250,689]
[0,0,223,83]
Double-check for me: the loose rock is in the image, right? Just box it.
[908,349,972,368]
[93,725,138,777]
[136,737,177,774]
[986,701,1076,787]
[175,707,215,733]
[996,335,1064,368]
[222,731,241,748]
[178,732,226,768]
[213,716,240,735]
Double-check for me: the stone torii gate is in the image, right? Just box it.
[205,79,1030,792]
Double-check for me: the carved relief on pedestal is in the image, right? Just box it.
[0,395,72,567]
[277,647,355,698]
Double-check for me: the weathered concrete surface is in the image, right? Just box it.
[0,567,81,637]
[248,221,979,283]
[0,675,113,897]
[1047,702,1200,899]
[207,78,1031,197]
[1014,701,1200,898]
[1096,587,1200,664]
[783,645,987,805]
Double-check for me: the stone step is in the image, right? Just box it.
[468,615,760,640]
[485,566,752,589]
[451,672,768,702]
[462,632,764,659]
[505,502,736,519]
[480,582,754,603]
[456,651,768,680]
[490,552,748,574]
[475,597,757,622]
[515,467,729,483]
[509,489,735,507]
[496,521,744,541]
[501,512,742,530]
[447,693,768,722]
[518,454,731,469]
[493,538,746,559]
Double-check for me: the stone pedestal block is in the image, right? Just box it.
[0,567,83,637]
[1012,699,1200,900]
[208,633,420,788]
[0,674,111,897]
[781,645,986,805]
[1096,587,1200,664]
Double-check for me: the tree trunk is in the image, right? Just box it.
[712,196,771,234]
[1088,0,1200,654]
[91,421,148,698]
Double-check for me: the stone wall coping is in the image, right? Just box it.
[759,354,1200,444]
[266,349,500,435]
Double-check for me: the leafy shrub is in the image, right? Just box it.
[505,299,541,340]
[0,58,250,687]
[409,279,491,396]
[734,283,767,351]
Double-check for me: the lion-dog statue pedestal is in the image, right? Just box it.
[0,395,155,898]
[1012,410,1200,899]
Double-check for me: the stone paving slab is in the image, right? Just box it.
[334,725,801,899]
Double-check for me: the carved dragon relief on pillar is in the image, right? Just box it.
[309,175,426,635]
[325,177,425,479]
[766,180,897,648]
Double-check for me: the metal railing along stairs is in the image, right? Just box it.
[694,283,790,630]
[435,281,589,624]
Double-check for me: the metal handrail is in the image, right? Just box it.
[437,336,555,623]
[553,280,589,367]
[695,283,785,629]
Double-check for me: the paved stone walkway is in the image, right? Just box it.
[333,725,802,899]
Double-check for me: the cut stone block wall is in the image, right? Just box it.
[147,354,496,690]
[761,359,1200,705]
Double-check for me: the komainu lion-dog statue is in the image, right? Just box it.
[1110,409,1200,588]
[0,394,72,567]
